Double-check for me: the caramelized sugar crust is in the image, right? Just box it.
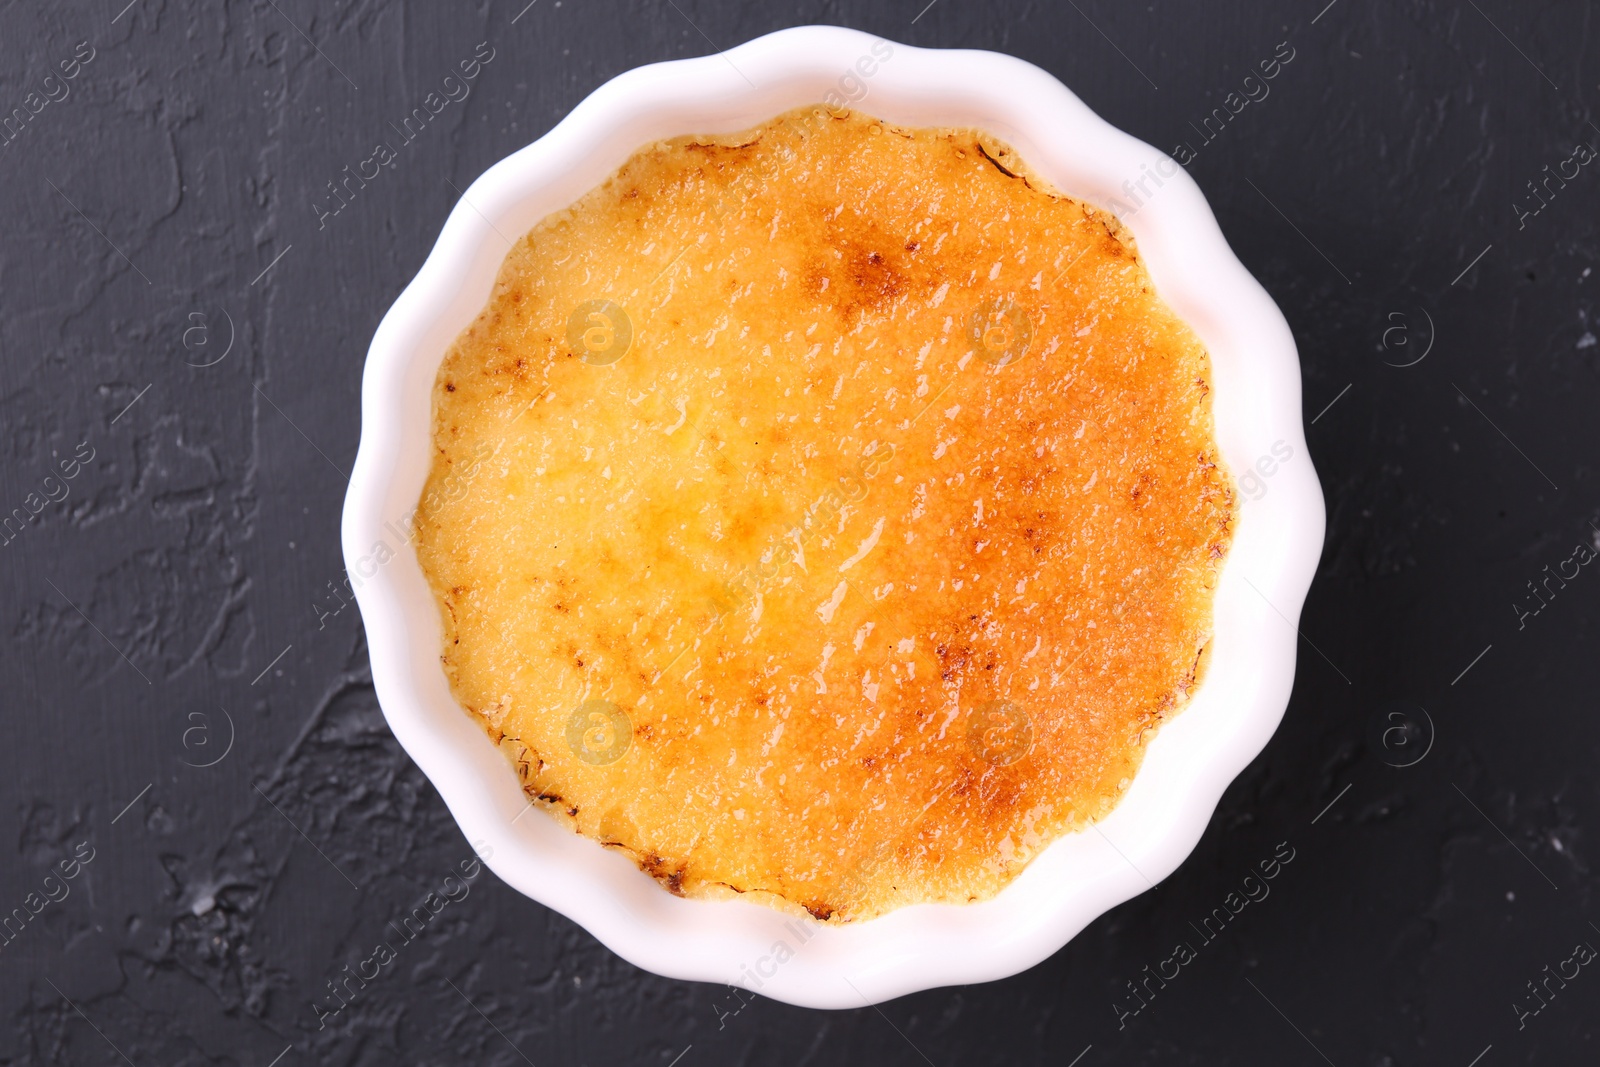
[415,107,1236,922]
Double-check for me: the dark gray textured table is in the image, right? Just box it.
[2,1,1595,1064]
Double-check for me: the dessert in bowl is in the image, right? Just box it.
[344,26,1322,1008]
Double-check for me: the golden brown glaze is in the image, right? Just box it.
[414,107,1235,922]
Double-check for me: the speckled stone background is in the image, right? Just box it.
[2,0,1596,1064]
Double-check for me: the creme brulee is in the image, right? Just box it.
[414,107,1236,922]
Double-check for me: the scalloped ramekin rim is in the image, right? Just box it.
[342,24,1324,1010]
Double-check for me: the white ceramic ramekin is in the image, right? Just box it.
[342,25,1323,1009]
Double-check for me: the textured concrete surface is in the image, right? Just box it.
[1,1,1596,1064]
